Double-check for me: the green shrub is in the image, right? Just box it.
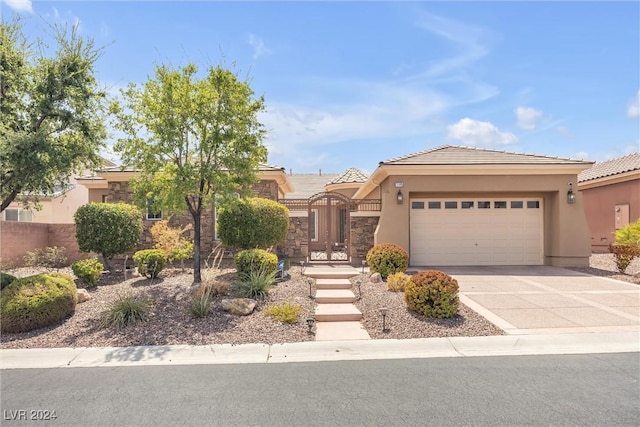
[387,272,411,292]
[74,202,143,270]
[235,264,276,299]
[133,249,167,279]
[0,272,17,290]
[264,302,302,324]
[366,243,409,279]
[71,258,104,288]
[404,270,459,318]
[218,197,289,249]
[101,293,152,330]
[234,249,278,277]
[1,272,77,333]
[611,219,640,273]
[23,246,68,270]
[189,290,212,318]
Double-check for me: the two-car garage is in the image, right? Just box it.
[409,198,544,266]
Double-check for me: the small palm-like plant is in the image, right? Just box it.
[101,293,153,330]
[189,289,212,318]
[235,265,276,299]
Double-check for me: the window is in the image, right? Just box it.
[411,201,425,209]
[428,201,441,209]
[146,200,162,220]
[309,209,318,242]
[338,207,348,243]
[478,201,491,209]
[511,201,523,209]
[527,201,540,209]
[445,201,458,209]
[494,201,507,209]
[2,208,32,222]
[461,201,474,209]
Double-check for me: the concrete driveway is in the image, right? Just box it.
[434,266,640,335]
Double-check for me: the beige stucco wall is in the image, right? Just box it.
[373,173,591,267]
[4,177,90,224]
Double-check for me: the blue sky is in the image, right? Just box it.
[3,1,639,174]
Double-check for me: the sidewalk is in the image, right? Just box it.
[1,331,638,369]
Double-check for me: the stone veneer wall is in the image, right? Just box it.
[252,180,279,200]
[276,216,309,261]
[349,216,379,263]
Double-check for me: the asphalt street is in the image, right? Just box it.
[1,352,638,426]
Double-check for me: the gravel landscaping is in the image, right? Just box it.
[1,253,637,349]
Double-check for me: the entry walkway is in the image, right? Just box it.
[431,266,640,335]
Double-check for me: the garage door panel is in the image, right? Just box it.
[410,198,543,266]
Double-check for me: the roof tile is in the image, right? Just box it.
[578,152,640,182]
[328,168,369,184]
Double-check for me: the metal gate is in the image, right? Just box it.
[308,192,351,262]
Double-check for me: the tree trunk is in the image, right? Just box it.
[192,211,202,284]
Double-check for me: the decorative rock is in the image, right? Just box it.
[370,272,383,283]
[221,298,256,316]
[77,289,91,303]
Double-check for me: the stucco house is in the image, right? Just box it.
[578,152,640,252]
[76,145,594,267]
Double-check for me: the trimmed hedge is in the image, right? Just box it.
[386,272,411,292]
[218,197,289,249]
[366,243,409,279]
[404,270,459,318]
[72,258,104,288]
[1,272,78,333]
[234,249,278,277]
[133,249,167,279]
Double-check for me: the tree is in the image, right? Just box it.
[0,18,107,212]
[74,203,144,270]
[112,63,267,284]
[218,197,289,250]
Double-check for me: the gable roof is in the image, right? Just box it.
[328,168,369,185]
[284,173,339,199]
[381,145,592,166]
[577,152,640,182]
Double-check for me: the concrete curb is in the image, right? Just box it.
[1,332,638,369]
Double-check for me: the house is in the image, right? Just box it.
[75,164,294,256]
[76,145,594,268]
[577,152,640,252]
[1,158,116,224]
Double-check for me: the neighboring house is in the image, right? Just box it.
[577,152,640,252]
[76,145,594,268]
[1,158,116,224]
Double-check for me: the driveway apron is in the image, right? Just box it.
[431,266,640,335]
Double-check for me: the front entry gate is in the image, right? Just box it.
[308,192,351,262]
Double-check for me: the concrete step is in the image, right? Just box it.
[315,289,357,304]
[315,304,363,322]
[315,321,371,341]
[315,278,353,290]
[305,267,359,280]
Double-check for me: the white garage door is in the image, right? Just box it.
[410,198,543,266]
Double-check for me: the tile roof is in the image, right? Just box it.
[95,163,285,173]
[284,173,339,199]
[381,145,592,165]
[578,152,640,182]
[328,168,369,185]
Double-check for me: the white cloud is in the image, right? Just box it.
[515,106,543,130]
[247,33,272,60]
[628,90,640,118]
[1,0,32,13]
[447,118,518,146]
[574,151,589,160]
